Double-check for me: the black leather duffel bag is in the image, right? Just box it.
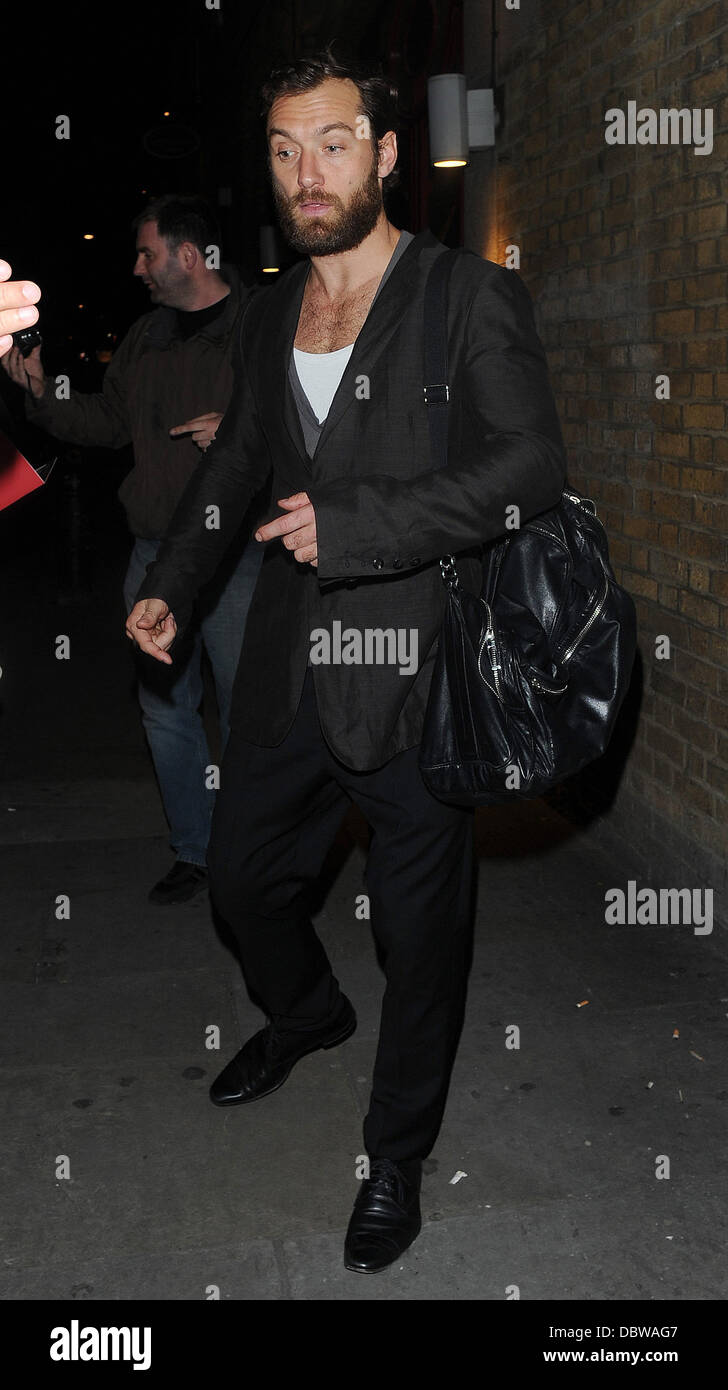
[418,250,638,805]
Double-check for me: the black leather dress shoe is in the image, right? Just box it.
[148,861,208,905]
[209,995,357,1106]
[344,1157,422,1273]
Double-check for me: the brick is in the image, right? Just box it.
[651,667,686,703]
[688,562,712,593]
[691,373,714,398]
[684,273,727,303]
[706,762,728,799]
[679,591,721,627]
[649,491,693,521]
[673,651,719,693]
[650,425,691,458]
[624,514,660,542]
[645,723,686,769]
[697,306,718,332]
[689,67,727,103]
[681,465,727,493]
[691,435,715,462]
[686,339,726,366]
[671,707,717,754]
[693,205,726,236]
[686,2,725,41]
[650,754,675,791]
[686,747,706,781]
[710,571,728,599]
[696,239,719,268]
[649,551,688,582]
[624,571,659,600]
[658,523,679,549]
[657,245,696,275]
[654,308,695,336]
[678,527,726,562]
[683,404,724,429]
[685,687,707,719]
[707,696,728,727]
[658,583,679,609]
[659,462,681,488]
[690,628,728,664]
[692,497,728,530]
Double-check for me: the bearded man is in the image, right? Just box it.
[126,50,565,1272]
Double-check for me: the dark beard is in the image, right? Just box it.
[272,161,383,256]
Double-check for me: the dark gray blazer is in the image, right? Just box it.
[136,229,567,770]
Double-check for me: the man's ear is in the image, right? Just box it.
[377,130,397,180]
[179,242,199,271]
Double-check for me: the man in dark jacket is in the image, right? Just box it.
[3,196,263,903]
[125,58,566,1270]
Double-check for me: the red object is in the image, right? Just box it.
[0,429,48,510]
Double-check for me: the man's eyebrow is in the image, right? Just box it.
[136,244,152,253]
[268,122,356,141]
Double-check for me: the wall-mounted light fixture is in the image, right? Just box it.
[259,226,280,274]
[427,75,496,167]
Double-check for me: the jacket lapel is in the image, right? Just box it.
[263,262,312,470]
[262,230,437,473]
[313,232,431,462]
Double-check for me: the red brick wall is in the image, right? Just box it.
[464,0,726,904]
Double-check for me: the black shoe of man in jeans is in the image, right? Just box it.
[149,861,208,905]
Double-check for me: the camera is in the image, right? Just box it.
[12,325,42,357]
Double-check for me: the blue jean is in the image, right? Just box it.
[124,535,263,866]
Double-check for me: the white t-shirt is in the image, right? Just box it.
[292,343,355,424]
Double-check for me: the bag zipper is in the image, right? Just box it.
[479,600,504,700]
[559,568,611,663]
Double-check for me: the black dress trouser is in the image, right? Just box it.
[207,668,475,1162]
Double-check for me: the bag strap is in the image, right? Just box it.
[423,247,461,588]
[423,248,458,472]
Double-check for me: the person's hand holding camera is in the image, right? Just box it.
[2,341,46,397]
[0,259,41,358]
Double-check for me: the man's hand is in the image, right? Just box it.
[168,411,223,450]
[2,341,45,396]
[255,491,318,566]
[126,599,177,664]
[0,260,41,357]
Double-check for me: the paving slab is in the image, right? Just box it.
[279,1186,727,1301]
[2,1052,362,1272]
[0,1241,285,1302]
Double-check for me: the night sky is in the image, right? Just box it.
[4,0,404,370]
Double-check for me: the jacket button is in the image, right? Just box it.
[372,557,384,570]
[392,558,401,569]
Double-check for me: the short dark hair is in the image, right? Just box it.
[131,195,221,256]
[260,44,401,194]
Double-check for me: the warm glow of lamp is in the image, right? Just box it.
[427,75,496,167]
[259,225,280,274]
[428,75,469,167]
[83,233,94,240]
